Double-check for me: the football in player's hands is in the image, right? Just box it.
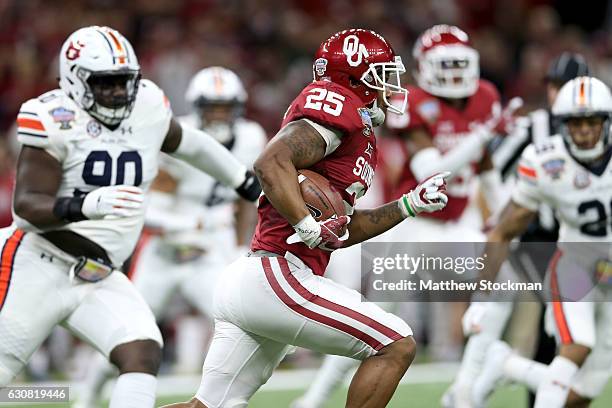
[287,214,350,251]
[298,169,346,223]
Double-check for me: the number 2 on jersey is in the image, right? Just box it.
[578,199,612,237]
[304,88,345,117]
[82,150,143,187]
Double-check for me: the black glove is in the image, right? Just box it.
[235,170,262,202]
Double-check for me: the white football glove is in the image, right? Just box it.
[461,302,489,336]
[287,214,350,250]
[399,171,450,218]
[81,185,144,219]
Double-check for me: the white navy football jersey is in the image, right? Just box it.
[513,135,612,246]
[152,114,266,248]
[14,79,172,266]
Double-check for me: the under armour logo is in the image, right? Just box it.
[364,143,374,158]
[552,380,569,390]
[40,252,55,263]
[343,35,369,67]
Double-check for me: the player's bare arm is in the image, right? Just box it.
[344,170,451,246]
[162,117,261,201]
[343,201,405,246]
[478,201,536,284]
[234,198,256,246]
[253,119,327,225]
[13,146,64,228]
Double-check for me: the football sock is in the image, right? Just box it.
[454,333,495,404]
[109,372,157,408]
[503,352,547,391]
[77,352,116,406]
[534,356,578,408]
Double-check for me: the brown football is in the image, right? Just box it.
[298,169,346,223]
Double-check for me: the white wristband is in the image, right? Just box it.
[289,214,321,247]
[398,194,417,219]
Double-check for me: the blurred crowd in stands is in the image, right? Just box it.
[0,0,610,228]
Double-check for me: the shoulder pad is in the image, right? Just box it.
[284,81,369,136]
[475,79,501,103]
[131,79,172,125]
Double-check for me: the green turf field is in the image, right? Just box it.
[4,381,612,408]
[160,382,612,408]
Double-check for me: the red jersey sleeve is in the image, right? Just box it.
[476,79,505,133]
[282,81,369,137]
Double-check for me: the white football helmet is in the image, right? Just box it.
[413,25,479,98]
[552,76,612,161]
[59,26,140,126]
[185,67,247,142]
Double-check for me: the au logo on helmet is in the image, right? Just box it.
[65,40,85,61]
[343,35,369,67]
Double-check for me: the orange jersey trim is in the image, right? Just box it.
[550,250,573,344]
[0,229,25,311]
[17,117,45,132]
[518,164,537,179]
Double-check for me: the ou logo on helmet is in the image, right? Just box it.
[343,35,369,67]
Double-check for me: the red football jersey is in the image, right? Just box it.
[386,79,501,221]
[251,81,378,276]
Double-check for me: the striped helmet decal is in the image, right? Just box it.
[97,27,129,65]
[213,67,224,95]
[573,76,591,108]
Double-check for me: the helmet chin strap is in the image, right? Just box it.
[89,102,127,126]
[569,138,605,162]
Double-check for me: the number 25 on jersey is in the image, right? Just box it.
[304,88,345,117]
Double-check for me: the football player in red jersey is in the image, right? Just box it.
[162,29,450,408]
[385,24,516,407]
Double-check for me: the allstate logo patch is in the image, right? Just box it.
[417,100,440,124]
[314,58,328,77]
[49,107,75,130]
[542,158,565,180]
[358,108,373,137]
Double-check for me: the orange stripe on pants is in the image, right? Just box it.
[549,250,573,344]
[0,229,25,311]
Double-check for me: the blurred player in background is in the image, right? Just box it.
[472,76,612,408]
[450,52,590,408]
[0,26,261,408]
[163,28,450,408]
[0,139,14,228]
[74,66,266,407]
[385,23,512,363]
